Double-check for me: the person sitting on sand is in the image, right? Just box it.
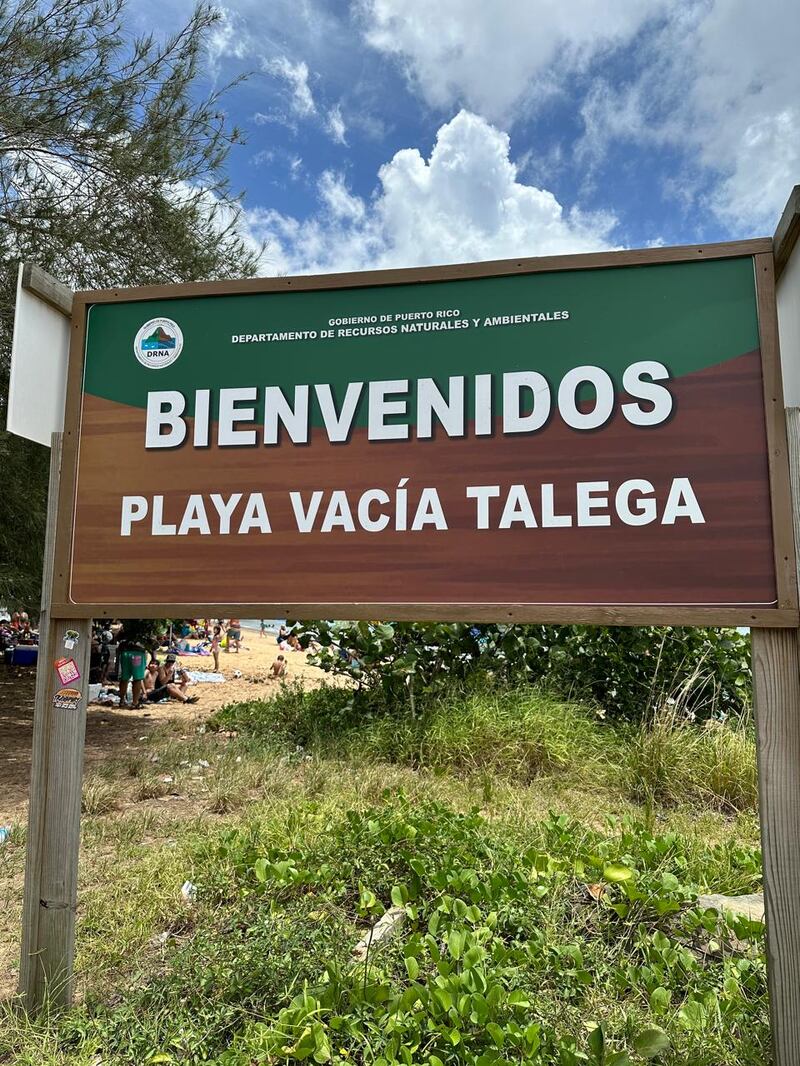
[270,655,287,679]
[143,655,198,704]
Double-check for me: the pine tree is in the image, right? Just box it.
[0,0,261,611]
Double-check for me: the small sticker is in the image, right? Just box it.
[63,629,79,651]
[53,687,81,711]
[55,657,81,686]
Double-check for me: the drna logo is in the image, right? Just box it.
[133,317,184,369]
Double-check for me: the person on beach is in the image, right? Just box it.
[211,625,222,672]
[143,656,198,704]
[117,636,148,708]
[99,625,113,684]
[270,655,287,679]
[260,619,267,638]
[226,618,241,653]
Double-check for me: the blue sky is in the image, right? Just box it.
[131,0,799,275]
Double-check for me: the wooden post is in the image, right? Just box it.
[18,433,91,1009]
[752,628,800,1063]
[751,406,800,1064]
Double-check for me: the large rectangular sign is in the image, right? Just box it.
[54,242,797,624]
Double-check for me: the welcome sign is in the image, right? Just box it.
[58,245,795,622]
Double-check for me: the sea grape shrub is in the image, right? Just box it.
[294,621,751,720]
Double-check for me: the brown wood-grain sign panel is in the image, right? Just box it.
[54,243,797,624]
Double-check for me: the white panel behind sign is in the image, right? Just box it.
[7,263,70,446]
[778,246,800,407]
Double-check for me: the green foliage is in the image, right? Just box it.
[22,796,766,1065]
[0,428,50,611]
[118,617,169,650]
[538,626,751,721]
[296,621,751,721]
[212,681,758,812]
[0,0,261,610]
[628,706,758,812]
[211,683,612,785]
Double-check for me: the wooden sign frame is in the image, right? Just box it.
[49,237,799,627]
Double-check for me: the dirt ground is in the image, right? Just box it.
[0,629,326,825]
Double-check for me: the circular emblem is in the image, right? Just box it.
[133,317,183,369]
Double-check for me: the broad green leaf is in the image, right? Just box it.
[603,864,634,883]
[588,1025,605,1057]
[448,928,465,960]
[649,987,671,1013]
[632,1028,670,1057]
[391,884,409,907]
[486,1022,505,1048]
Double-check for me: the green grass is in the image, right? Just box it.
[211,683,612,775]
[0,682,766,1065]
[211,682,759,813]
[627,706,758,813]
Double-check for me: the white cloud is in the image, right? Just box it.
[325,104,347,144]
[359,0,798,230]
[576,1,800,231]
[205,5,251,76]
[359,0,664,122]
[246,111,617,275]
[262,56,316,117]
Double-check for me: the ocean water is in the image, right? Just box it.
[240,619,285,632]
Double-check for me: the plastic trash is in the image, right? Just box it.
[0,827,12,845]
[181,880,197,904]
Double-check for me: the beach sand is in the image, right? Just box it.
[94,628,327,722]
[0,630,328,821]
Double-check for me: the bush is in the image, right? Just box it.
[541,626,751,721]
[295,621,751,721]
[628,705,758,812]
[211,683,610,784]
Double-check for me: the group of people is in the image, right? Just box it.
[1,611,37,651]
[117,646,199,709]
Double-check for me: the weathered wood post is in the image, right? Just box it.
[18,433,91,1008]
[752,191,800,1065]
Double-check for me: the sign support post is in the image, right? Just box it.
[754,406,800,1063]
[18,432,91,1008]
[752,627,800,1063]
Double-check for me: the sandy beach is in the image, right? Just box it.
[0,628,328,822]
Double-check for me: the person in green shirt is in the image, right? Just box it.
[117,636,148,708]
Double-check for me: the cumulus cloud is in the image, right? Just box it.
[359,0,664,122]
[246,111,617,275]
[360,0,798,230]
